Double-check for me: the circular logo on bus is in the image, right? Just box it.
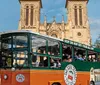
[16,74,25,83]
[64,64,77,85]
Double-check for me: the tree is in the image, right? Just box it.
[94,34,100,48]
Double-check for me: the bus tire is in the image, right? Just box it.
[90,81,95,85]
[52,82,61,85]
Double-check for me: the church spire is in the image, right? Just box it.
[44,15,47,27]
[62,15,64,23]
[53,16,56,22]
[44,15,47,22]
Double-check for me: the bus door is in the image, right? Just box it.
[11,34,30,85]
[1,35,12,85]
[12,50,29,85]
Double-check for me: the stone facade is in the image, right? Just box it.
[18,0,91,45]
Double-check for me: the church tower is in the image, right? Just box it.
[65,0,91,45]
[18,0,42,32]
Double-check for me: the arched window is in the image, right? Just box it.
[30,6,33,26]
[74,6,78,25]
[26,6,29,26]
[79,6,82,25]
[51,34,57,38]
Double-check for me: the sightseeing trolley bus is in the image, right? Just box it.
[0,30,100,85]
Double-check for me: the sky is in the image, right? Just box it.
[0,0,100,44]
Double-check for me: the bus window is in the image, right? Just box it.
[1,35,12,68]
[0,36,1,51]
[74,47,86,61]
[13,35,28,48]
[0,51,2,67]
[48,40,60,56]
[13,51,28,67]
[0,36,2,67]
[62,43,72,62]
[1,50,12,67]
[88,51,97,62]
[2,36,11,49]
[31,54,48,67]
[31,35,46,54]
[98,53,100,62]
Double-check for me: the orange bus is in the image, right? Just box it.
[0,30,100,85]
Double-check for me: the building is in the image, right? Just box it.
[18,0,91,45]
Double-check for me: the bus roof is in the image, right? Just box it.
[0,30,63,41]
[63,39,95,50]
[0,30,100,52]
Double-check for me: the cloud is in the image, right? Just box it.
[89,18,100,25]
[89,18,100,44]
[48,9,55,13]
[56,13,62,17]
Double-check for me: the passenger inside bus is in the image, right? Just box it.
[73,48,86,61]
[88,55,97,62]
[50,58,61,68]
[62,44,72,62]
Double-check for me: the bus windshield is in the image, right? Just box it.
[1,33,28,68]
[0,35,2,67]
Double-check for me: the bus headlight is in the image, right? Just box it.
[12,67,15,71]
[4,74,8,80]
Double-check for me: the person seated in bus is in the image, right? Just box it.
[35,60,39,67]
[77,54,84,61]
[44,58,48,67]
[73,51,79,60]
[82,55,86,61]
[48,52,51,55]
[50,58,57,68]
[88,55,92,62]
[56,59,61,68]
[97,57,100,62]
[91,55,97,62]
[32,54,37,66]
[67,55,72,62]
[62,54,72,62]
[88,55,97,62]
[62,55,68,62]
[50,58,54,66]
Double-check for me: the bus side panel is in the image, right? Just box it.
[30,70,90,85]
[1,70,90,85]
[1,70,30,85]
[30,70,65,85]
[1,70,12,85]
[12,70,30,85]
[76,72,90,85]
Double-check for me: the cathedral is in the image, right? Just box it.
[18,0,91,45]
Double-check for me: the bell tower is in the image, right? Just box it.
[66,0,91,45]
[18,0,42,32]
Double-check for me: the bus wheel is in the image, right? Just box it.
[52,82,61,85]
[90,81,95,85]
